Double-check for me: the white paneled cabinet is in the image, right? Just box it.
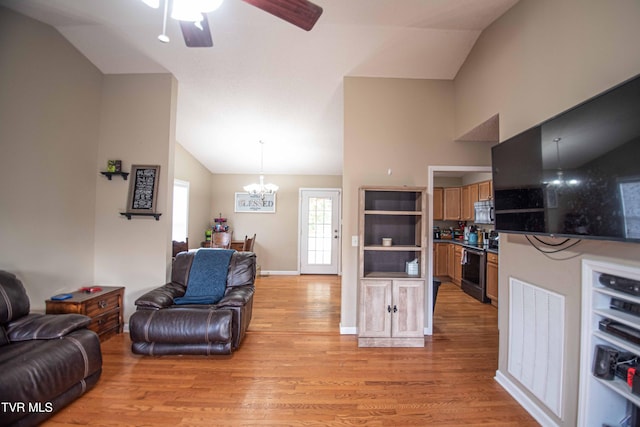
[358,279,424,347]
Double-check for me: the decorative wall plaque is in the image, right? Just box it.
[126,165,160,214]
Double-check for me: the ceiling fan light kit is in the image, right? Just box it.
[171,0,224,22]
[140,0,323,47]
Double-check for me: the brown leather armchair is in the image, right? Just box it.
[0,271,102,427]
[129,250,256,356]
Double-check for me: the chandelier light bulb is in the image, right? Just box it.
[171,0,224,22]
[244,142,278,196]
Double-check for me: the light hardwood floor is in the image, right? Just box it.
[45,275,538,426]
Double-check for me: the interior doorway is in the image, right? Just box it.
[299,189,342,275]
[426,165,492,335]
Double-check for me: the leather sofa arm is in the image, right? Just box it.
[6,313,91,341]
[217,285,254,308]
[135,282,186,310]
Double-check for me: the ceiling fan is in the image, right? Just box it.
[142,0,323,48]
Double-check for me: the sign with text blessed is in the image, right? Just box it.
[234,192,276,213]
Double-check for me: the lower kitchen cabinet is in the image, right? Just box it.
[358,279,424,347]
[434,243,448,277]
[447,243,455,281]
[452,245,463,286]
[486,252,499,306]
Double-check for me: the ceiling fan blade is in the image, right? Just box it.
[179,15,213,47]
[242,0,323,31]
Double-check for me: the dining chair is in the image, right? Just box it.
[172,238,189,257]
[211,232,232,249]
[242,234,256,252]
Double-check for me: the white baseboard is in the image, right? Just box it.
[340,324,357,335]
[259,270,299,276]
[495,371,558,427]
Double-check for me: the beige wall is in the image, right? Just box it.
[454,0,640,425]
[1,8,178,321]
[174,143,213,248]
[342,77,494,330]
[94,73,177,322]
[0,7,102,309]
[210,174,342,272]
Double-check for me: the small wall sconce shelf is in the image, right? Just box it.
[120,212,162,221]
[101,171,130,181]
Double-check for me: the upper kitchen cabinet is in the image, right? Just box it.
[461,183,479,221]
[478,180,493,201]
[433,187,443,221]
[443,187,461,220]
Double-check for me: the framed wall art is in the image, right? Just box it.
[126,165,161,214]
[235,192,276,213]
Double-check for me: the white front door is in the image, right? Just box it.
[300,189,341,274]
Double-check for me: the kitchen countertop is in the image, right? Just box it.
[434,239,498,254]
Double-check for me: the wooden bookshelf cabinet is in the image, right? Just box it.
[357,186,426,347]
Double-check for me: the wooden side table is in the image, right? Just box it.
[46,286,124,342]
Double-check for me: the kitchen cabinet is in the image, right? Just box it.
[486,252,498,306]
[434,243,448,277]
[445,243,462,286]
[358,279,424,347]
[452,245,463,286]
[461,183,479,221]
[441,182,491,221]
[358,186,426,347]
[478,180,493,201]
[443,187,461,220]
[461,186,470,220]
[447,243,455,280]
[433,187,443,220]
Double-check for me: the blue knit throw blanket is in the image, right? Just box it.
[174,249,234,305]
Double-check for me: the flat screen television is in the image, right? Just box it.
[491,74,640,243]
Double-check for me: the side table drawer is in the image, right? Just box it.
[85,292,121,318]
[90,310,120,337]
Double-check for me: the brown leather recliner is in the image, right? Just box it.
[0,271,102,427]
[129,250,256,356]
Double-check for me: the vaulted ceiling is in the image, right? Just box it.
[1,0,519,175]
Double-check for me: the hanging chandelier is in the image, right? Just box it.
[244,141,279,197]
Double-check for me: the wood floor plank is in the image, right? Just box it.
[43,276,538,426]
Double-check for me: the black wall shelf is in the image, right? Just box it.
[120,212,162,221]
[101,171,129,180]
